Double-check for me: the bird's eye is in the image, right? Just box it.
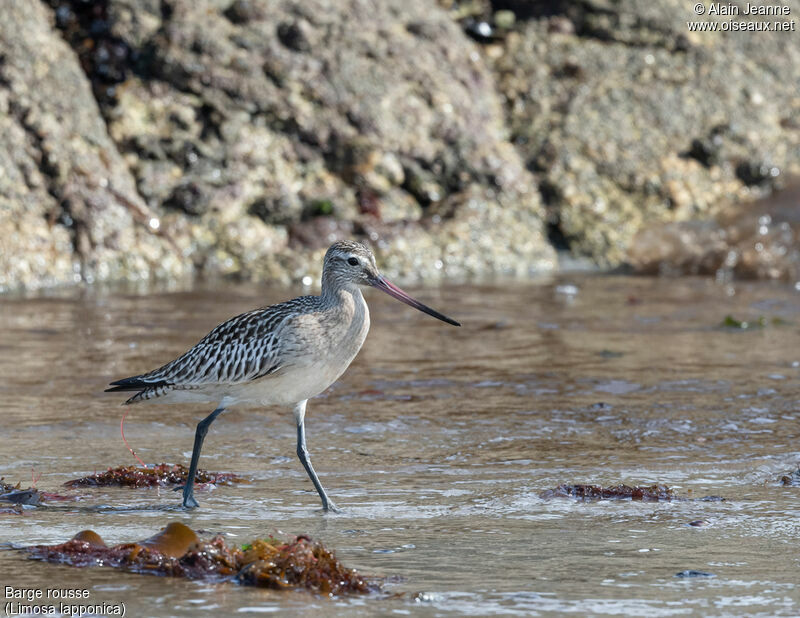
[347,257,359,266]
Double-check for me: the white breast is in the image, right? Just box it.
[223,288,371,407]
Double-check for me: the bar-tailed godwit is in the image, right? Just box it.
[106,241,459,511]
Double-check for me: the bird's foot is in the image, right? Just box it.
[179,487,199,509]
[323,500,341,514]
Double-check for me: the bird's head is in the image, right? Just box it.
[323,240,380,288]
[322,240,460,326]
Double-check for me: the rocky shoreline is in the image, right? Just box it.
[1,0,798,291]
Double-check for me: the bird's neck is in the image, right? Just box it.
[320,277,362,308]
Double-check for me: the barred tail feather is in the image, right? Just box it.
[106,376,172,405]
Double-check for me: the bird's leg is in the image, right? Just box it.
[294,400,340,513]
[175,406,225,509]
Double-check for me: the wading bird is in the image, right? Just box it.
[106,241,459,511]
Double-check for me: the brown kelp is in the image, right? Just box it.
[25,523,377,595]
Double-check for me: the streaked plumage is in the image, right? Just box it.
[107,297,327,404]
[106,240,459,512]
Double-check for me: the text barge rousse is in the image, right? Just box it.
[707,3,791,16]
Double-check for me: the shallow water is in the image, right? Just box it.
[1,275,799,616]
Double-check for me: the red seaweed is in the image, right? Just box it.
[64,463,244,488]
[25,523,377,595]
[540,483,677,501]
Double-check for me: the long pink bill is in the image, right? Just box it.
[370,276,461,326]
